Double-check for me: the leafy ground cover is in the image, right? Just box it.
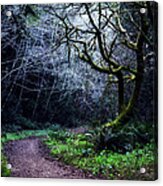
[1,125,157,180]
[45,127,157,180]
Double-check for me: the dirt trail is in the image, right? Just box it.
[4,137,94,179]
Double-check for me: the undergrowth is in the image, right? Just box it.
[1,123,157,180]
[1,154,11,177]
[45,127,157,180]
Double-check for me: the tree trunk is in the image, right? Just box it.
[117,71,124,114]
[103,17,146,128]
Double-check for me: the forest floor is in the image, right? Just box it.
[3,136,94,179]
[1,128,156,180]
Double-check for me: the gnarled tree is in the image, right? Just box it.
[48,1,157,129]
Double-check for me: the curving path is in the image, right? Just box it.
[4,137,95,179]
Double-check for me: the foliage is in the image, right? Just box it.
[1,129,51,144]
[91,121,155,153]
[1,154,11,177]
[45,127,157,180]
[2,114,63,133]
[15,115,37,130]
[1,2,157,130]
[2,115,38,133]
[1,2,157,180]
[1,121,157,180]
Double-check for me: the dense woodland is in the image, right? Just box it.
[1,2,158,180]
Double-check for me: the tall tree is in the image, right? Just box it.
[49,1,157,128]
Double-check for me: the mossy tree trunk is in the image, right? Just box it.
[54,2,154,130]
[117,71,124,114]
[104,15,147,129]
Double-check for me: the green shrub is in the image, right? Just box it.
[90,121,155,153]
[15,115,37,129]
[1,154,11,177]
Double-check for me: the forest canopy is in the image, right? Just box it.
[1,2,157,130]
